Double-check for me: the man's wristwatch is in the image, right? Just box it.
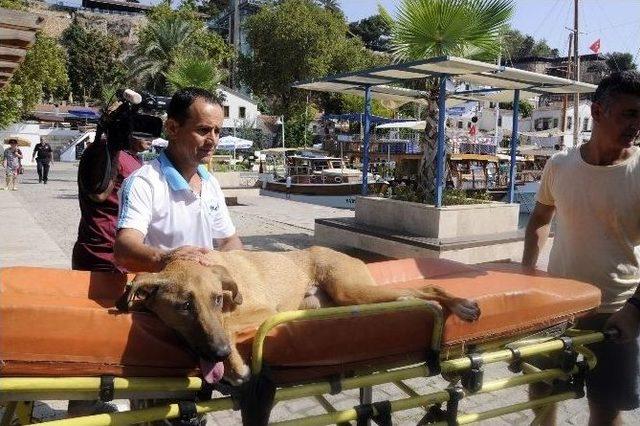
[626,296,640,313]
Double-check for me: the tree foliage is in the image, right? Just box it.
[325,94,395,118]
[0,85,23,130]
[133,3,231,94]
[501,27,559,62]
[605,52,637,72]
[238,0,387,117]
[0,0,25,9]
[0,33,69,129]
[501,99,534,118]
[349,14,392,52]
[165,55,228,92]
[391,0,514,61]
[196,0,228,17]
[61,22,125,101]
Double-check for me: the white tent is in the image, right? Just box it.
[218,136,254,151]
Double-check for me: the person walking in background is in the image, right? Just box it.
[2,139,23,191]
[32,137,53,184]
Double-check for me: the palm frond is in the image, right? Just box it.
[165,55,227,93]
[390,0,514,61]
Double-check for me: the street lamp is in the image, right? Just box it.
[275,115,286,175]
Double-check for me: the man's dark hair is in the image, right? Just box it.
[593,71,640,105]
[166,87,226,124]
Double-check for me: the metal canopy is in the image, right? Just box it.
[0,8,43,89]
[293,56,597,207]
[293,56,597,96]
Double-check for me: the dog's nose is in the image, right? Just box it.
[215,345,231,360]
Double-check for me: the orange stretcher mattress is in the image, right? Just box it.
[0,259,601,384]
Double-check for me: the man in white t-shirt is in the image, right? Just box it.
[115,87,243,272]
[523,71,640,425]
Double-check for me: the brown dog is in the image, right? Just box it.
[122,246,480,384]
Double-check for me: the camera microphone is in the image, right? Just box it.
[122,89,142,105]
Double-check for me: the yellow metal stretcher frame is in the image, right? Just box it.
[0,300,606,425]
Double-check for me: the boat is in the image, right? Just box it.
[260,151,388,209]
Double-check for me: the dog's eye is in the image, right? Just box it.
[214,295,223,307]
[180,301,192,311]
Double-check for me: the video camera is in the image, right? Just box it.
[80,89,170,195]
[97,88,170,151]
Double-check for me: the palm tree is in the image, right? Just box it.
[165,55,228,93]
[316,0,341,13]
[389,0,514,203]
[130,16,197,93]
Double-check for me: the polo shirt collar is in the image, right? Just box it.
[158,151,212,192]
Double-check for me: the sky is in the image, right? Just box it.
[49,0,640,63]
[342,0,640,63]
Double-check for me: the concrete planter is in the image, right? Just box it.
[355,196,520,239]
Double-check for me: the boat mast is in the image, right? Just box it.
[560,33,573,148]
[572,0,580,146]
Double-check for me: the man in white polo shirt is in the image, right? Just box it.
[115,87,242,272]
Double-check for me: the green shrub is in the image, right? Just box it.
[385,186,492,206]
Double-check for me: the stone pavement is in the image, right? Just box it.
[1,162,639,425]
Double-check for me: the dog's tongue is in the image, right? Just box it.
[200,359,224,384]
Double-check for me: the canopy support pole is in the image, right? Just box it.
[361,85,372,196]
[508,89,520,203]
[435,75,447,208]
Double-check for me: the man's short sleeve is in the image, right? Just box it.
[210,180,236,239]
[117,175,152,236]
[536,159,555,206]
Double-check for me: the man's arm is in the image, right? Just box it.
[114,229,212,272]
[114,229,164,272]
[522,202,555,273]
[217,233,243,251]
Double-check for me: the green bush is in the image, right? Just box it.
[385,186,491,206]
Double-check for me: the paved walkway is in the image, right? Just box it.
[1,163,638,425]
[0,188,69,268]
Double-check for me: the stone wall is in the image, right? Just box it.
[27,0,147,50]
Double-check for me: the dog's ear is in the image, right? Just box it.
[115,273,168,311]
[211,265,243,306]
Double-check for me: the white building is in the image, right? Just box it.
[529,101,592,148]
[474,101,592,149]
[219,85,261,132]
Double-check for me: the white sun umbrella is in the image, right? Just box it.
[218,135,254,158]
[151,137,168,148]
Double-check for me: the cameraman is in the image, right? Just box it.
[72,90,164,273]
[72,131,152,272]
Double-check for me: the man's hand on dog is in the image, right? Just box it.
[160,246,215,268]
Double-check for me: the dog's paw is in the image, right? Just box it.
[451,298,481,322]
[224,364,251,386]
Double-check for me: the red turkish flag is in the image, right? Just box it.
[589,39,601,54]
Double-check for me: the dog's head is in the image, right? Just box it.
[117,261,243,382]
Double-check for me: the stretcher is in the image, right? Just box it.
[0,258,607,425]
